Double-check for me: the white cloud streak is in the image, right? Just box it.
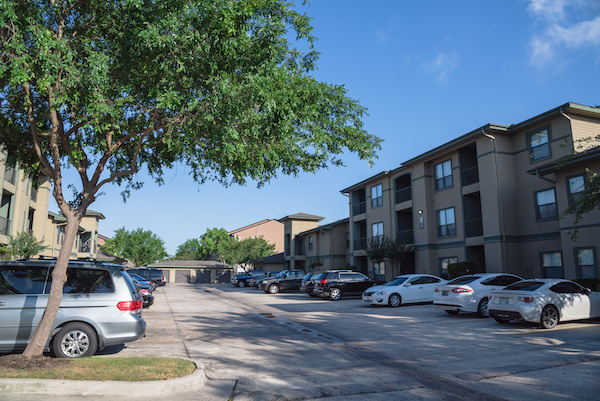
[422,51,460,84]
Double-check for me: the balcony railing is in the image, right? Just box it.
[353,237,367,251]
[461,165,479,186]
[395,187,411,204]
[0,216,10,235]
[79,240,91,253]
[465,218,483,237]
[396,229,414,244]
[352,201,366,216]
[4,165,16,185]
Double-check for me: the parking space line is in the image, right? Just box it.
[507,322,600,336]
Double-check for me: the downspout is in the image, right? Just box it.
[482,129,507,273]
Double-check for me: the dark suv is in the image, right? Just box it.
[313,270,381,300]
[259,270,305,294]
[127,268,166,286]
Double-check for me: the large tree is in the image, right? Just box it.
[0,0,381,357]
[100,227,168,266]
[220,235,275,266]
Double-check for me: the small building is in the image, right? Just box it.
[149,260,233,284]
[252,252,285,273]
[228,219,284,253]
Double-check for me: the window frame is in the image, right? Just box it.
[435,160,453,191]
[439,256,458,279]
[535,187,558,221]
[527,125,552,163]
[540,251,563,278]
[437,207,456,238]
[566,173,586,212]
[575,247,598,279]
[371,221,384,243]
[371,183,383,209]
[308,235,313,252]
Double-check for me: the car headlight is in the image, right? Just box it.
[374,290,388,296]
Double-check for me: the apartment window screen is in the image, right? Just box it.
[542,252,563,278]
[438,208,456,238]
[435,160,452,190]
[371,184,383,208]
[529,128,551,161]
[568,175,585,211]
[577,248,597,279]
[536,189,557,220]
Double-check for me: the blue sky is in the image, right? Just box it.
[57,0,600,255]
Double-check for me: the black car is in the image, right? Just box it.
[126,271,157,291]
[300,270,352,297]
[313,270,382,300]
[259,270,305,294]
[128,268,166,286]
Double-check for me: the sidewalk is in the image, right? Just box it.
[0,286,236,400]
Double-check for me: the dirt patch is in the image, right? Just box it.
[0,354,69,371]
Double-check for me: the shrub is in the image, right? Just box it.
[447,261,478,279]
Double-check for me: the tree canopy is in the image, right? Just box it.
[101,227,168,266]
[0,0,380,357]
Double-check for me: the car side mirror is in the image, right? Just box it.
[405,283,412,287]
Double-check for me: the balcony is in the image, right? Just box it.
[352,201,366,216]
[353,237,367,251]
[461,165,479,186]
[79,240,91,253]
[395,187,411,204]
[396,229,414,244]
[0,216,10,235]
[4,165,16,185]
[465,218,483,237]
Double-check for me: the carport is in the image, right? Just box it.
[148,260,233,284]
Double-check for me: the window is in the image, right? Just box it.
[536,188,557,220]
[56,226,65,244]
[440,257,458,279]
[438,208,456,238]
[550,281,586,294]
[371,184,383,208]
[0,266,49,295]
[346,232,350,249]
[542,251,563,278]
[372,262,385,281]
[576,248,597,279]
[529,127,551,161]
[50,268,115,294]
[308,236,313,251]
[567,174,585,211]
[372,222,384,243]
[435,160,452,190]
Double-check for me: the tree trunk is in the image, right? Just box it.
[21,214,82,357]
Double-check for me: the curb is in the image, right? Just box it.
[0,362,206,397]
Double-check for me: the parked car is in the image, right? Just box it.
[137,286,155,309]
[488,279,600,329]
[249,271,280,288]
[299,272,323,297]
[433,273,523,317]
[231,269,265,287]
[0,259,146,358]
[313,270,383,301]
[126,271,157,291]
[362,274,447,307]
[127,267,166,286]
[259,270,305,294]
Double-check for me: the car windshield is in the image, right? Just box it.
[447,276,481,285]
[504,281,545,291]
[384,277,409,286]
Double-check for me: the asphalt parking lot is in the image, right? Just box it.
[4,283,600,401]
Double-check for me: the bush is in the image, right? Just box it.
[573,278,600,291]
[447,261,478,279]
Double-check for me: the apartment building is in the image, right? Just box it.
[279,213,324,270]
[41,210,105,260]
[297,218,350,272]
[228,219,285,253]
[342,102,600,281]
[0,152,52,250]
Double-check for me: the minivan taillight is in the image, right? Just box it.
[117,300,143,312]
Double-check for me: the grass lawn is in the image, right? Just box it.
[0,355,196,381]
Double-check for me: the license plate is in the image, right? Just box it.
[500,297,509,305]
[442,290,448,296]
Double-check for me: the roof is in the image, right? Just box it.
[277,213,324,223]
[251,252,285,264]
[527,146,600,176]
[298,218,349,235]
[149,260,232,269]
[228,219,282,235]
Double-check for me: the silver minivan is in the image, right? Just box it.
[0,260,146,358]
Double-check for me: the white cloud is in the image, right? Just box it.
[422,51,460,84]
[527,0,600,67]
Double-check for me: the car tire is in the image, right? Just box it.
[540,305,559,329]
[329,288,341,301]
[445,310,459,315]
[238,281,246,288]
[388,293,402,307]
[53,322,98,358]
[494,317,510,324]
[268,284,280,294]
[477,298,489,318]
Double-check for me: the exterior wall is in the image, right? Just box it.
[280,214,323,271]
[343,103,600,281]
[40,212,103,259]
[303,220,350,272]
[229,219,285,253]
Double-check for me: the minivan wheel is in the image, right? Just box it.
[329,288,341,301]
[53,323,98,358]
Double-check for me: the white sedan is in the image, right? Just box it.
[433,273,523,317]
[362,274,446,307]
[488,279,600,329]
